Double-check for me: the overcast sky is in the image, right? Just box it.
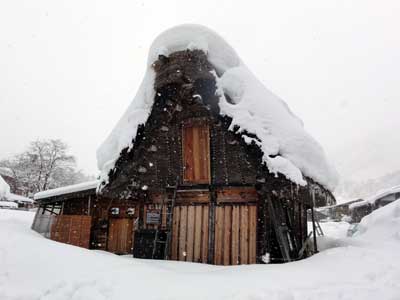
[0,0,399,185]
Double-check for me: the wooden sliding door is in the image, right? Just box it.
[171,204,210,263]
[214,204,257,265]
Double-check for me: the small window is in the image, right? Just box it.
[182,120,210,184]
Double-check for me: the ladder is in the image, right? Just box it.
[314,215,324,236]
[151,177,179,260]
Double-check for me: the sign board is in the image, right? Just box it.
[146,209,161,224]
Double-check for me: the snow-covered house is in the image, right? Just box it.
[0,175,11,201]
[0,167,18,194]
[318,198,363,221]
[0,175,18,209]
[32,25,338,265]
[7,193,35,209]
[1,174,35,209]
[350,185,400,222]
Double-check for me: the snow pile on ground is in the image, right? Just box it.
[96,24,338,190]
[0,175,10,200]
[1,207,400,299]
[355,199,400,241]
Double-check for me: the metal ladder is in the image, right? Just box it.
[151,177,179,260]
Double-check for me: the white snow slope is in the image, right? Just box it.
[96,24,338,191]
[1,202,400,299]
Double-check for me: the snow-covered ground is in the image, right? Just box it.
[1,203,400,300]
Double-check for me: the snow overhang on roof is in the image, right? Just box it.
[34,180,99,200]
[96,24,339,191]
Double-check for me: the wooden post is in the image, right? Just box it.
[88,195,91,216]
[311,189,318,254]
[208,189,216,264]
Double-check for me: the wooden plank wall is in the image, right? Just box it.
[214,204,257,265]
[50,215,92,249]
[107,218,134,254]
[171,205,209,263]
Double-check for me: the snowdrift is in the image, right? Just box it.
[355,199,400,242]
[2,206,400,299]
[96,24,338,191]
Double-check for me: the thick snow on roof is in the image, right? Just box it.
[34,180,98,200]
[0,175,10,200]
[97,24,338,191]
[7,193,34,204]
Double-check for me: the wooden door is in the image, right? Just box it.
[182,122,210,184]
[170,205,209,263]
[50,215,92,249]
[107,218,134,254]
[214,204,257,265]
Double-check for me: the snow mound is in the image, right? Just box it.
[0,175,10,200]
[355,199,400,242]
[97,24,338,190]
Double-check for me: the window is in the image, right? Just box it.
[182,120,210,184]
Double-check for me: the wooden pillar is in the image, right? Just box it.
[311,189,318,253]
[87,195,91,216]
[207,188,216,264]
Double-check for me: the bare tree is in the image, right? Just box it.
[1,139,93,195]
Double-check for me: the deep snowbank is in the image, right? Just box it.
[355,199,400,241]
[96,24,338,190]
[1,208,399,299]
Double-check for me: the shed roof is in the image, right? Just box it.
[34,180,99,200]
